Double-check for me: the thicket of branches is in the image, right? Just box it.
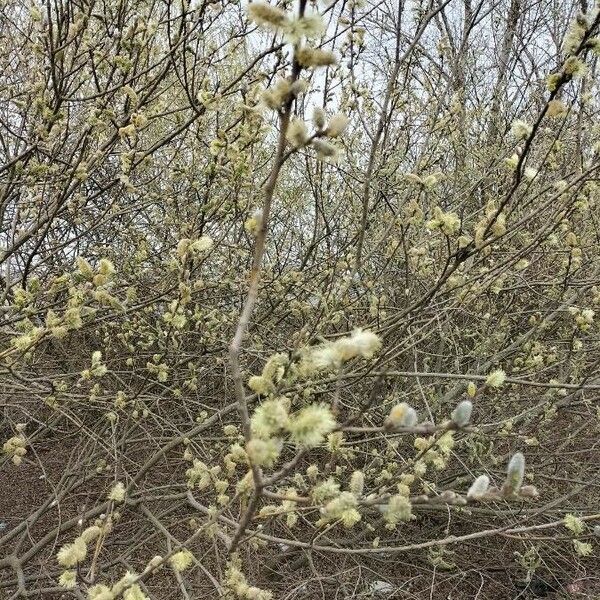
[1,0,600,597]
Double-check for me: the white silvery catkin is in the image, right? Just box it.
[503,452,525,494]
[386,402,418,428]
[312,138,337,159]
[467,475,490,500]
[247,2,289,31]
[287,119,309,147]
[313,106,326,130]
[519,485,539,498]
[326,114,349,138]
[451,400,473,427]
[296,47,337,68]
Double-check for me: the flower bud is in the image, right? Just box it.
[519,485,539,498]
[451,400,472,427]
[385,403,418,428]
[502,452,525,495]
[467,475,490,500]
[312,107,326,130]
[326,114,349,138]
